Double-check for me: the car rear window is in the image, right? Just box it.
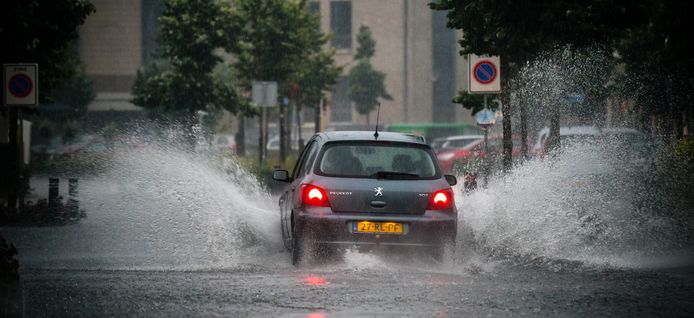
[316,142,439,179]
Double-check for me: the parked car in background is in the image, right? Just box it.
[600,127,654,162]
[531,126,652,160]
[436,135,527,173]
[212,133,237,154]
[531,126,601,158]
[430,135,484,154]
[267,134,309,151]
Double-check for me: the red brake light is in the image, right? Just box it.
[428,189,453,210]
[302,185,330,207]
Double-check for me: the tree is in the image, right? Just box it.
[225,0,329,88]
[616,0,694,140]
[348,25,392,126]
[430,0,645,170]
[1,0,95,103]
[132,0,247,145]
[224,0,340,158]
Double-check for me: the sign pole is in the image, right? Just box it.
[483,95,489,187]
[262,106,267,166]
[3,63,38,213]
[279,99,285,165]
[252,81,277,167]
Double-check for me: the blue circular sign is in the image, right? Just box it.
[473,61,497,84]
[8,74,33,98]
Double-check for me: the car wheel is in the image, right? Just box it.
[292,223,308,266]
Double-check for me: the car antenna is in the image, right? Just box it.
[374,102,381,140]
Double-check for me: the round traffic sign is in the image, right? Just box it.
[473,61,497,84]
[8,73,33,98]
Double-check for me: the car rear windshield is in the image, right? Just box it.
[316,141,440,179]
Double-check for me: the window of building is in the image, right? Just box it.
[330,1,352,49]
[308,1,320,15]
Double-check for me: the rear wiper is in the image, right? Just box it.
[370,171,420,180]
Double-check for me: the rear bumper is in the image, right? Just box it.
[295,208,457,248]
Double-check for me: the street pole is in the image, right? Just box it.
[314,98,322,134]
[279,100,285,165]
[259,106,266,166]
[296,101,303,151]
[483,95,489,188]
[7,107,19,213]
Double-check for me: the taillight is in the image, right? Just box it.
[302,184,330,207]
[428,189,453,210]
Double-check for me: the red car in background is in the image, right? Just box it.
[436,135,528,173]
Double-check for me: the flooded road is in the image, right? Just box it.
[15,262,694,317]
[3,143,694,317]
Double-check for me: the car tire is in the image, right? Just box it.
[292,223,308,266]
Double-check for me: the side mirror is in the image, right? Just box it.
[444,174,457,186]
[272,170,292,182]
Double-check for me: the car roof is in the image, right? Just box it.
[318,131,427,144]
[538,126,601,136]
[443,134,484,140]
[601,127,643,135]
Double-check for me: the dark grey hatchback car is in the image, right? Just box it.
[272,131,458,265]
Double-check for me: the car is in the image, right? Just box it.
[272,131,458,266]
[436,135,526,173]
[266,134,309,151]
[430,134,484,154]
[212,133,237,154]
[531,126,601,158]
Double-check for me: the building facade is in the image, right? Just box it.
[312,0,473,126]
[78,0,163,121]
[77,0,474,130]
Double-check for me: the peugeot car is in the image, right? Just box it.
[272,131,458,266]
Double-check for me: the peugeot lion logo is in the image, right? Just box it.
[374,187,384,196]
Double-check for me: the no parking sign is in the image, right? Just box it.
[4,63,38,106]
[468,55,501,94]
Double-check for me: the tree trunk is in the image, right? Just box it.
[519,98,528,160]
[296,103,303,151]
[236,115,245,156]
[547,101,561,155]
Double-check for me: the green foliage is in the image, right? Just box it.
[292,48,342,109]
[648,137,694,228]
[615,1,694,136]
[347,25,391,122]
[431,0,692,138]
[211,62,255,118]
[452,91,487,115]
[53,41,96,117]
[132,0,246,122]
[101,122,119,143]
[354,25,375,60]
[1,0,95,103]
[226,0,339,106]
[429,0,644,78]
[348,60,392,116]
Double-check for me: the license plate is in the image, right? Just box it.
[354,221,403,234]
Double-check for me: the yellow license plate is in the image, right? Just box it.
[355,221,403,234]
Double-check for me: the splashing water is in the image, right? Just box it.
[452,46,694,269]
[3,130,286,270]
